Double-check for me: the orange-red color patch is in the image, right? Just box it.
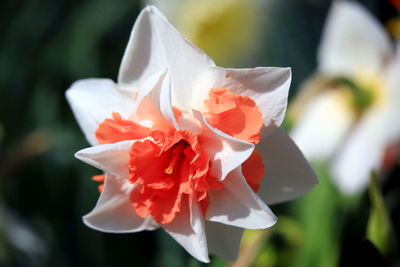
[128,129,223,224]
[204,88,263,145]
[92,174,105,193]
[389,0,400,10]
[204,88,265,191]
[382,140,400,170]
[95,112,151,144]
[172,106,182,121]
[241,150,265,192]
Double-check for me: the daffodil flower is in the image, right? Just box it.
[290,1,400,194]
[66,6,317,262]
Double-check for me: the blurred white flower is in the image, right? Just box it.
[66,6,317,262]
[145,0,263,66]
[290,1,400,194]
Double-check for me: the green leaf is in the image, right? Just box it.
[366,171,396,258]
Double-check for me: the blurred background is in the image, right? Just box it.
[0,0,399,266]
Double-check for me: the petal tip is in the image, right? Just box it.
[82,214,97,231]
[74,149,87,161]
[81,214,109,233]
[64,79,83,101]
[143,5,156,14]
[74,151,81,160]
[283,67,292,82]
[142,4,167,21]
[270,216,278,227]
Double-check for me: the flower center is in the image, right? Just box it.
[331,75,385,117]
[129,130,223,225]
[165,141,187,174]
[93,87,267,224]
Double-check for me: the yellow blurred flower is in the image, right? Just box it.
[145,0,262,66]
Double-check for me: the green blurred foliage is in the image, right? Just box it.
[290,164,347,267]
[0,0,399,266]
[367,172,397,262]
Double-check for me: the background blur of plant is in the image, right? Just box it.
[0,0,399,266]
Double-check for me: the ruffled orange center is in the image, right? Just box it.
[94,111,222,225]
[92,87,265,224]
[129,130,222,224]
[95,112,151,145]
[204,88,265,191]
[204,88,263,144]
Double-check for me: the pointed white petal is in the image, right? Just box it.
[75,140,135,179]
[158,70,178,128]
[318,1,393,78]
[83,174,158,233]
[191,66,291,132]
[206,167,277,229]
[134,68,166,104]
[205,221,244,262]
[134,69,178,129]
[332,107,400,194]
[290,89,356,161]
[175,110,203,135]
[193,110,254,181]
[163,196,210,263]
[65,79,136,146]
[258,127,318,204]
[118,5,215,111]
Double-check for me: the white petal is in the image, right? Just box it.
[193,110,254,181]
[118,5,215,111]
[83,174,158,233]
[175,110,203,135]
[75,140,135,179]
[290,89,356,161]
[158,70,178,128]
[163,196,209,263]
[191,66,291,132]
[332,107,400,194]
[134,68,166,104]
[134,69,178,129]
[258,127,318,204]
[205,221,244,262]
[65,79,136,146]
[318,1,393,78]
[206,167,277,229]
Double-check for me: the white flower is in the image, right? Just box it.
[290,1,400,194]
[66,6,317,262]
